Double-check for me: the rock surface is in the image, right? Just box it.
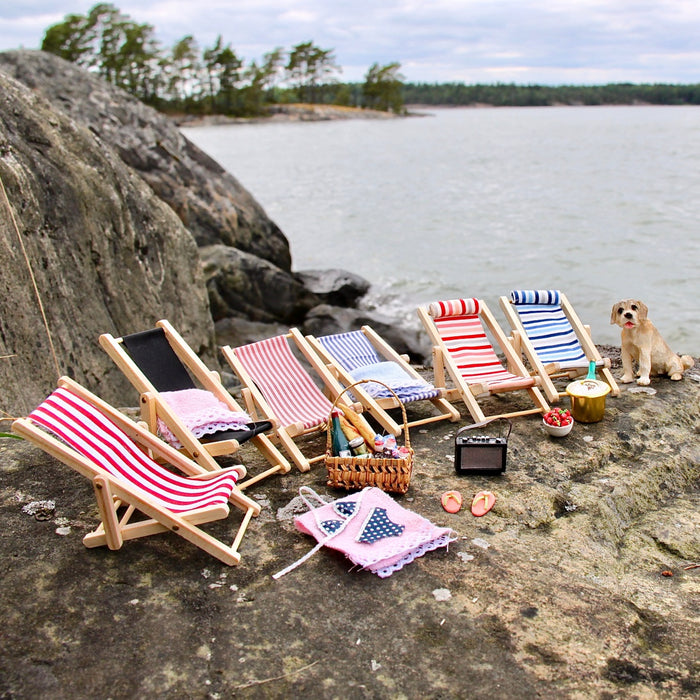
[1,363,698,698]
[0,50,426,414]
[0,49,290,269]
[0,67,213,415]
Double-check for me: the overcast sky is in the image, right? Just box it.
[2,1,699,85]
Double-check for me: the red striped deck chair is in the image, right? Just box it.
[221,328,346,472]
[417,297,549,423]
[306,325,460,435]
[12,377,260,566]
[99,319,290,489]
[499,290,620,403]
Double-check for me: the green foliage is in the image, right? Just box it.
[286,41,341,103]
[363,62,405,113]
[401,82,700,107]
[40,3,700,118]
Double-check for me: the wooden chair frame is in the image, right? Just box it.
[306,325,460,436]
[221,328,350,473]
[12,377,260,566]
[498,292,620,403]
[417,299,549,423]
[99,319,290,489]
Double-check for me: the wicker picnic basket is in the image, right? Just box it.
[324,380,414,495]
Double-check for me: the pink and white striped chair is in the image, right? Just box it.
[417,297,549,423]
[12,377,260,566]
[221,328,347,472]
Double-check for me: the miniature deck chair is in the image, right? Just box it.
[417,297,550,423]
[498,290,620,403]
[221,328,347,473]
[99,319,290,489]
[306,326,460,436]
[12,377,260,566]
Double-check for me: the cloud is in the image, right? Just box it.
[1,0,699,84]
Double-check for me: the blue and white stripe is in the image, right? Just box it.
[509,290,588,368]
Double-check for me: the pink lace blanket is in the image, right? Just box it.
[274,487,455,579]
[157,388,252,448]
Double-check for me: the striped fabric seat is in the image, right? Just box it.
[316,331,383,372]
[509,290,588,369]
[428,298,533,389]
[28,387,239,514]
[234,335,333,430]
[316,330,441,403]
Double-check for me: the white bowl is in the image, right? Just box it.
[543,418,574,437]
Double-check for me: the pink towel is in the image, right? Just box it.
[157,388,252,448]
[274,487,454,578]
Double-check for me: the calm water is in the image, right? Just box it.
[183,106,700,351]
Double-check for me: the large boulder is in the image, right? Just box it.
[201,245,320,323]
[294,269,370,307]
[0,69,213,415]
[0,49,291,271]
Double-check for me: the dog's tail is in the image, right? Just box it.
[681,355,694,371]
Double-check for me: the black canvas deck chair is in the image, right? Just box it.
[100,319,290,488]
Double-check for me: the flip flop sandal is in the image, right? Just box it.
[471,491,496,517]
[441,490,463,514]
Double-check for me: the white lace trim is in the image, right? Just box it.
[371,533,457,578]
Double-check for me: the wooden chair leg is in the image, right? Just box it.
[92,476,123,550]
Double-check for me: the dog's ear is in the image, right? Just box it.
[635,300,648,320]
[610,301,623,325]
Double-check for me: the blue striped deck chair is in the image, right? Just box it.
[306,325,460,435]
[499,290,619,403]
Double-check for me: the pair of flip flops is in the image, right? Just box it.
[440,490,496,516]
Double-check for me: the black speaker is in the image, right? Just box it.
[453,418,511,475]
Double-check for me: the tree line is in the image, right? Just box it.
[40,3,406,116]
[401,82,700,106]
[41,3,700,118]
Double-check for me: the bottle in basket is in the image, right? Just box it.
[331,410,352,457]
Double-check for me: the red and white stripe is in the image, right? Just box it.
[234,335,333,430]
[28,387,238,513]
[433,306,532,389]
[429,297,480,319]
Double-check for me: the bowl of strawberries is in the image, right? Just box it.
[543,407,574,437]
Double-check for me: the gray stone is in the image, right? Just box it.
[0,49,291,270]
[201,245,320,323]
[0,369,698,698]
[0,69,213,415]
[294,269,371,307]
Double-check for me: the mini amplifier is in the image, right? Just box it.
[454,418,511,475]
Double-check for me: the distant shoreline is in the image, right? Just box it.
[174,100,697,127]
[174,103,403,127]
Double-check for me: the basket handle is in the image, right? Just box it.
[455,416,512,440]
[325,379,411,453]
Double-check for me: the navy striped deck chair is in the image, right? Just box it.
[306,326,459,435]
[499,290,619,403]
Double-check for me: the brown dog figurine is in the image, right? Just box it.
[611,299,694,385]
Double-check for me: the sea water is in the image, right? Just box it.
[183,105,700,352]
